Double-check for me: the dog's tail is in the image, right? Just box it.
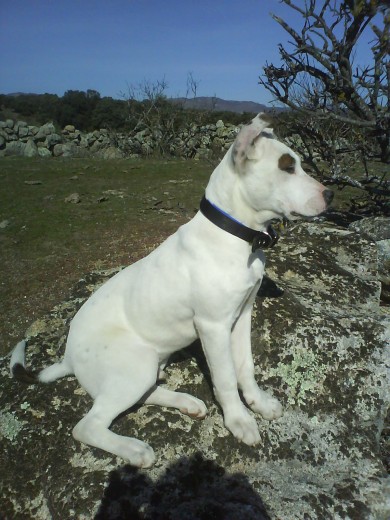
[10,340,73,384]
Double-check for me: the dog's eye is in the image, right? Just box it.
[285,166,295,174]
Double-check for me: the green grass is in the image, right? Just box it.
[1,156,209,241]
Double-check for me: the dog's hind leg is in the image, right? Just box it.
[142,386,207,418]
[72,344,158,468]
[73,394,156,468]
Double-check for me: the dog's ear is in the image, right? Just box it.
[231,113,274,173]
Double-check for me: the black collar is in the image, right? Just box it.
[199,196,279,252]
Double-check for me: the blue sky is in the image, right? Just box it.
[0,0,380,105]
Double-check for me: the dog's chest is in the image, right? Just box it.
[228,253,265,307]
[249,252,266,281]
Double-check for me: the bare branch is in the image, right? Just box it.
[260,0,390,162]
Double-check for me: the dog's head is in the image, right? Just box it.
[230,113,333,221]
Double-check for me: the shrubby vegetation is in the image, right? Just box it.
[0,90,250,132]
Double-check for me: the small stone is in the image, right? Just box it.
[0,220,10,229]
[18,126,29,138]
[65,193,81,204]
[35,122,56,140]
[24,180,42,185]
[24,139,39,158]
[4,141,26,156]
[38,147,52,158]
[45,133,62,148]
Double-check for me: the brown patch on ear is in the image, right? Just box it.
[278,153,296,173]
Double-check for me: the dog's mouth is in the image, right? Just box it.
[290,211,315,220]
[285,211,313,222]
[289,209,330,221]
[288,190,334,221]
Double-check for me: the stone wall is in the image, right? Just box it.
[0,119,240,159]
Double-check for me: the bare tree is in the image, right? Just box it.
[120,77,185,155]
[259,0,390,162]
[186,71,200,99]
[122,77,169,132]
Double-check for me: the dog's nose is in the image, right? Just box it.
[322,189,334,206]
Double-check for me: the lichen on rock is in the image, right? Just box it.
[0,411,25,442]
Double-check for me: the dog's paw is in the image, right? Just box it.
[123,439,156,468]
[224,409,260,446]
[179,395,208,419]
[245,388,283,420]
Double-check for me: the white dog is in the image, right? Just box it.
[11,114,333,468]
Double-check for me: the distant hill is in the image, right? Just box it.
[2,92,284,115]
[5,92,40,97]
[171,96,283,114]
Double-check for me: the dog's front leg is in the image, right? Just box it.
[231,306,283,420]
[195,319,260,446]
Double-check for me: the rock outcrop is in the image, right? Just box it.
[0,220,389,519]
[0,118,239,159]
[349,216,390,304]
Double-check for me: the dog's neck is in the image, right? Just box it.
[199,196,279,252]
[205,150,273,233]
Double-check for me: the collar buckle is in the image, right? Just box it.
[252,226,279,252]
